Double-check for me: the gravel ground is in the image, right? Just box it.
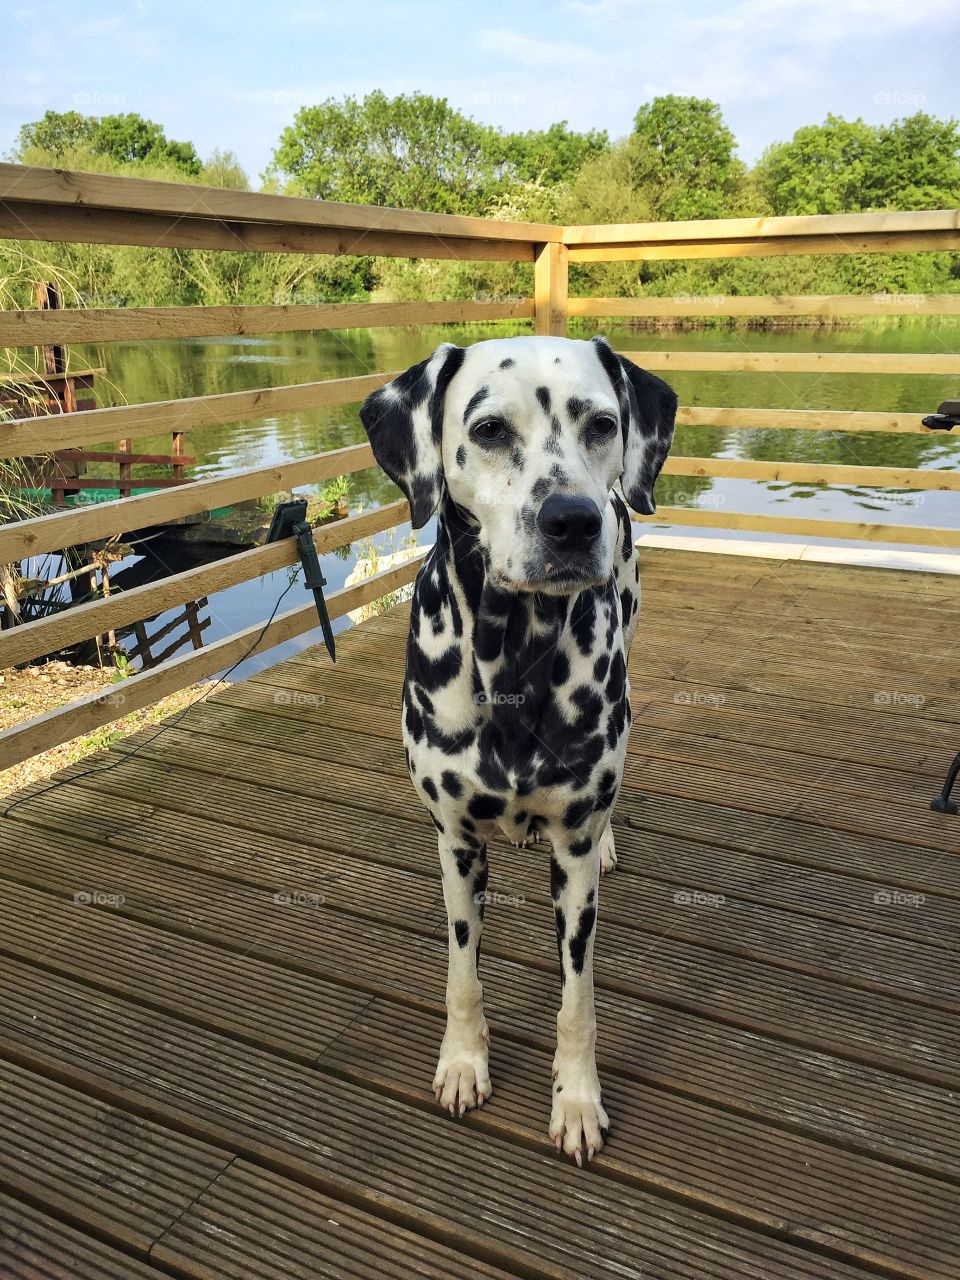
[0,660,214,797]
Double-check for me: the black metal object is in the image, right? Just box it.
[266,499,336,663]
[931,752,960,814]
[922,399,960,431]
[922,403,958,811]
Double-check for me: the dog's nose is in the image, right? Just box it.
[536,494,603,547]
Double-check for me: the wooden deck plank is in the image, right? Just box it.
[0,940,956,1279]
[3,870,959,1186]
[275,644,960,757]
[0,1195,159,1280]
[0,1060,233,1257]
[6,770,959,1011]
[153,1162,521,1280]
[102,704,958,860]
[225,669,956,780]
[22,760,960,948]
[0,965,872,1280]
[2,817,959,1087]
[318,999,960,1277]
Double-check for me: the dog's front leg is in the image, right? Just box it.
[550,837,608,1163]
[433,834,491,1116]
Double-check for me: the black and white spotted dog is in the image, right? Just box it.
[360,335,676,1164]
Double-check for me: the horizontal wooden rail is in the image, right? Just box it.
[0,551,426,773]
[0,365,103,384]
[619,350,960,375]
[0,202,535,262]
[0,499,409,670]
[0,164,559,243]
[662,456,960,491]
[676,406,929,434]
[0,441,376,562]
[570,295,960,319]
[563,209,960,246]
[640,506,960,548]
[0,370,396,458]
[568,230,960,262]
[0,299,534,348]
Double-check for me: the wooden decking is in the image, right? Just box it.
[0,545,959,1280]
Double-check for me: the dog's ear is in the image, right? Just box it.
[359,342,466,529]
[591,336,677,515]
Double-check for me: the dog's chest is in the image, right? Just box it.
[403,574,631,835]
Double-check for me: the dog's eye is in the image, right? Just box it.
[471,418,508,443]
[587,415,618,439]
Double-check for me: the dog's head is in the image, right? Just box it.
[360,335,677,595]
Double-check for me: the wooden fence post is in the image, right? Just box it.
[534,242,568,337]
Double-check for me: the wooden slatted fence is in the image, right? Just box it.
[0,163,957,764]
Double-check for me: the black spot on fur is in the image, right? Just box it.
[454,846,476,877]
[405,702,425,743]
[473,861,488,923]
[464,386,489,422]
[551,651,571,686]
[441,770,463,798]
[569,836,592,857]
[412,644,462,694]
[595,768,618,811]
[563,796,594,829]
[606,652,626,703]
[454,919,470,948]
[569,906,596,975]
[571,594,596,655]
[594,654,610,683]
[550,858,568,900]
[499,357,515,369]
[421,776,439,802]
[429,813,445,834]
[536,386,551,414]
[567,396,591,419]
[456,444,467,468]
[469,793,506,821]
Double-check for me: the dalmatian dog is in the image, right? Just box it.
[360,335,676,1164]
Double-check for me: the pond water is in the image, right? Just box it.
[67,319,960,676]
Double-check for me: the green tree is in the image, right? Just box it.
[754,115,878,214]
[270,91,510,214]
[866,113,960,210]
[504,121,609,185]
[14,110,201,175]
[16,110,96,156]
[631,96,745,219]
[201,148,250,190]
[91,113,201,174]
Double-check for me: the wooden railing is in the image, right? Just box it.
[0,163,958,768]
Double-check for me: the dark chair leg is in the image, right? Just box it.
[931,750,960,814]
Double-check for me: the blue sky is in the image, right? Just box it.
[2,0,957,181]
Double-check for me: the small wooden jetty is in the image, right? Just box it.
[0,547,958,1279]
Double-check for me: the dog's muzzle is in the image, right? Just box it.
[523,494,606,591]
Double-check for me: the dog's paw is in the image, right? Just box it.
[549,1080,609,1165]
[433,1032,491,1117]
[599,824,618,874]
